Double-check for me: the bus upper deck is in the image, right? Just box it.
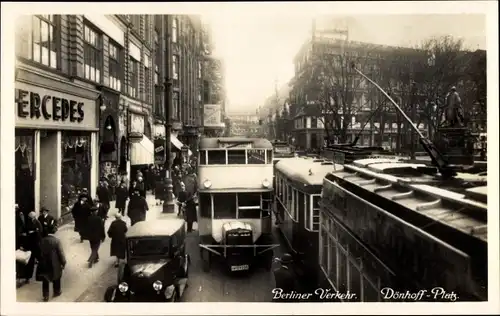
[198,137,274,191]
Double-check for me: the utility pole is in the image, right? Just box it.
[163,15,175,213]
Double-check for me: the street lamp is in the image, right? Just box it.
[163,15,175,213]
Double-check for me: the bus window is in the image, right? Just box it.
[247,149,265,164]
[266,149,273,164]
[213,193,236,219]
[227,150,246,164]
[207,150,226,165]
[199,150,207,165]
[199,193,211,218]
[237,193,261,219]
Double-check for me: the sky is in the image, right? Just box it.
[203,13,486,113]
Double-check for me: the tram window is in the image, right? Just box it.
[207,150,226,165]
[296,191,304,221]
[227,150,246,164]
[247,149,265,164]
[312,195,321,231]
[338,246,348,292]
[362,276,380,302]
[305,195,311,229]
[199,193,211,218]
[237,193,261,218]
[266,149,273,164]
[320,229,329,273]
[349,258,362,301]
[213,193,237,219]
[328,238,337,286]
[199,150,207,165]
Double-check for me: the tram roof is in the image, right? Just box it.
[199,137,273,149]
[126,217,185,238]
[275,157,341,186]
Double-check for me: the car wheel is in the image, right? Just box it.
[104,286,116,302]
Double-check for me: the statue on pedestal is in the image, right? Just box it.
[441,86,465,128]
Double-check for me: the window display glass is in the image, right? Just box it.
[15,131,35,215]
[61,132,91,214]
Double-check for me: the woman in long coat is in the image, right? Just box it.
[107,213,128,267]
[114,182,128,216]
[72,194,92,242]
[127,190,149,226]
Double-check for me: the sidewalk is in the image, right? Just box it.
[16,193,178,302]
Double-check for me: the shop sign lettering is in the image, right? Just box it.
[16,88,85,123]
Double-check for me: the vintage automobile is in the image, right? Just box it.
[104,217,190,302]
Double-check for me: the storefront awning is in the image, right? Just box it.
[170,135,193,156]
[130,135,155,165]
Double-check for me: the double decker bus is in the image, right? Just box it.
[197,137,279,273]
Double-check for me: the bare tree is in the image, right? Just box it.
[411,35,472,139]
[302,41,398,145]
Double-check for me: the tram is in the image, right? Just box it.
[319,158,487,301]
[197,137,280,272]
[316,62,488,302]
[273,156,339,290]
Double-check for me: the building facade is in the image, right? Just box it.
[152,15,205,165]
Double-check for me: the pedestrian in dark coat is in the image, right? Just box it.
[154,166,166,205]
[135,175,147,198]
[177,183,197,232]
[96,179,111,219]
[16,204,27,250]
[273,253,299,302]
[114,182,128,216]
[107,213,128,267]
[86,206,106,268]
[23,212,43,283]
[38,207,57,238]
[127,190,149,226]
[72,193,92,242]
[36,225,66,302]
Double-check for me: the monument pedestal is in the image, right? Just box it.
[436,127,474,166]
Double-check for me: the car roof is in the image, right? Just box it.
[126,217,185,238]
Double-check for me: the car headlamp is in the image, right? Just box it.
[203,179,212,188]
[153,280,163,291]
[262,179,271,188]
[118,282,129,293]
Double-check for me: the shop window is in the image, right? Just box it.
[61,133,91,214]
[15,133,35,214]
[227,150,246,164]
[29,15,58,69]
[83,23,102,83]
[128,57,138,98]
[108,41,122,92]
[237,193,261,219]
[213,193,236,219]
[247,149,265,164]
[207,150,226,165]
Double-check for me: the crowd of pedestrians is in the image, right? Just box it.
[15,159,199,302]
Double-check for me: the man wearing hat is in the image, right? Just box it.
[38,207,56,238]
[85,205,106,268]
[273,253,299,302]
[96,178,111,219]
